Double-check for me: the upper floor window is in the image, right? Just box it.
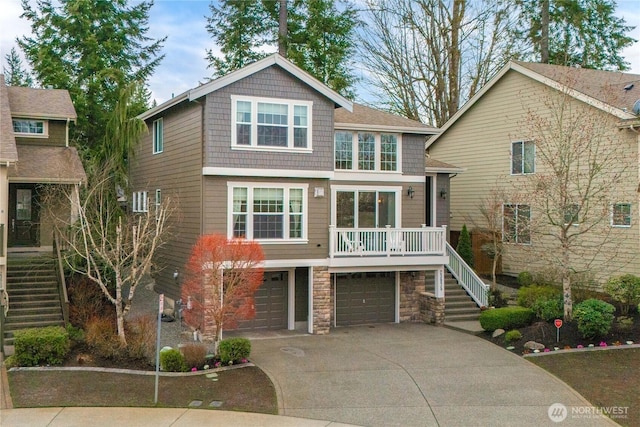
[153,118,163,154]
[13,119,47,137]
[229,183,307,241]
[335,131,400,172]
[155,189,162,219]
[611,203,631,227]
[503,203,530,244]
[563,203,580,226]
[231,96,312,151]
[511,140,535,174]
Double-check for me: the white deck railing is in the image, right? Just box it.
[329,225,447,258]
[445,242,489,307]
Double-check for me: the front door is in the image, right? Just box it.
[8,184,40,247]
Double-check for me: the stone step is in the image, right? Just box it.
[445,313,482,322]
[5,312,64,325]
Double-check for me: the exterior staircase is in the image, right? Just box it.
[3,256,65,348]
[443,272,482,322]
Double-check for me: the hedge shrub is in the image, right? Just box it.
[604,274,640,315]
[574,299,615,339]
[517,271,534,287]
[456,224,473,267]
[517,285,561,308]
[218,337,251,364]
[479,307,535,332]
[531,296,564,322]
[160,348,187,372]
[504,329,523,343]
[14,326,70,366]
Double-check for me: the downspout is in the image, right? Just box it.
[65,118,70,147]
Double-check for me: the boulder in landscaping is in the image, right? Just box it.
[492,329,505,338]
[524,341,545,350]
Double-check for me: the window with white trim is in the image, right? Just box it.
[13,119,47,136]
[155,189,161,219]
[511,140,535,174]
[232,96,312,151]
[230,184,307,241]
[334,131,400,172]
[503,203,530,244]
[153,118,163,154]
[611,203,631,227]
[563,203,580,226]
[132,191,148,213]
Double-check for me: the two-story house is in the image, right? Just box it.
[132,54,470,336]
[0,75,86,352]
[427,61,640,283]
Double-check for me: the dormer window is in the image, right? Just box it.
[13,119,47,137]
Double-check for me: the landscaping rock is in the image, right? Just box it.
[492,329,505,338]
[524,341,545,350]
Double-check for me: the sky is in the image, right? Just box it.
[1,0,640,106]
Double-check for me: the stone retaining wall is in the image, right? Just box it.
[419,291,445,326]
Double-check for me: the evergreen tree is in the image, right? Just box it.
[3,47,34,87]
[205,0,358,97]
[516,0,635,70]
[17,0,166,152]
[457,224,474,268]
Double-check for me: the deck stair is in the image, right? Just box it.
[3,256,64,348]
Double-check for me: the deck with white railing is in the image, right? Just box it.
[329,225,447,261]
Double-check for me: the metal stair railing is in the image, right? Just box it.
[445,242,489,307]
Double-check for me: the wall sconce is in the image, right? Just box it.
[407,186,415,199]
[440,189,447,199]
[173,269,179,281]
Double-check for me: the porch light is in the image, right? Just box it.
[407,186,415,199]
[440,189,447,199]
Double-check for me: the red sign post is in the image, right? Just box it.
[554,319,563,342]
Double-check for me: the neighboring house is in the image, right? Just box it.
[131,54,464,335]
[427,61,640,282]
[0,75,86,351]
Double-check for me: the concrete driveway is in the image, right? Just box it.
[247,323,617,427]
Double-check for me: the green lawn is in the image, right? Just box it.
[528,348,639,427]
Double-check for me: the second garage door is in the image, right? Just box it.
[335,272,395,326]
[237,271,288,330]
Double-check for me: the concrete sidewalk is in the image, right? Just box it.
[0,407,357,427]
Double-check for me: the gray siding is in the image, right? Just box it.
[203,67,335,171]
[130,102,203,299]
[435,174,450,228]
[15,120,67,146]
[402,133,428,176]
[203,176,330,260]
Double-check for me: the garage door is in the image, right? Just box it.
[335,272,395,326]
[237,271,288,330]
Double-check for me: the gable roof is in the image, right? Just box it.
[6,85,77,120]
[335,103,439,135]
[139,54,353,120]
[426,61,640,148]
[8,145,86,184]
[0,75,18,163]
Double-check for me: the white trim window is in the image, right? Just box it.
[331,185,402,228]
[153,118,163,154]
[155,189,161,219]
[132,191,149,213]
[563,203,580,226]
[229,183,308,241]
[12,119,48,137]
[611,203,631,227]
[231,96,312,151]
[511,140,535,174]
[334,131,401,172]
[503,203,530,244]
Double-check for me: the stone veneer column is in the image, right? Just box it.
[312,266,331,334]
[419,292,445,326]
[399,271,426,322]
[200,272,219,341]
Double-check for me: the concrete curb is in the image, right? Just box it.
[7,361,255,376]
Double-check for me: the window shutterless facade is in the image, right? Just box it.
[332,186,402,228]
[511,140,535,174]
[153,118,163,154]
[155,189,161,219]
[231,96,312,151]
[503,203,531,244]
[334,131,400,172]
[563,203,580,226]
[611,203,631,227]
[12,119,47,137]
[132,191,148,213]
[228,183,308,241]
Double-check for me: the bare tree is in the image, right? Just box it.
[358,0,519,126]
[514,81,633,321]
